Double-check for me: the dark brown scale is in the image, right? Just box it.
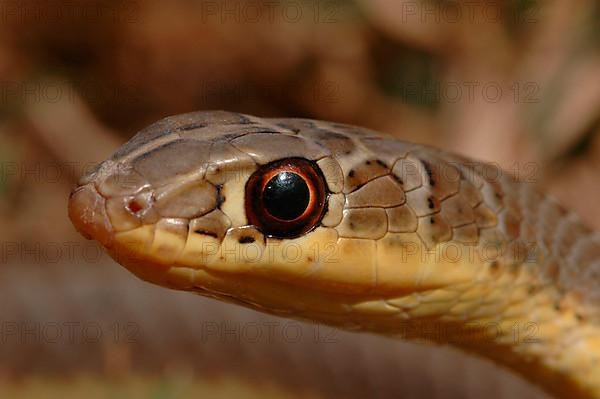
[154,181,217,219]
[387,205,418,233]
[346,176,405,208]
[428,197,435,209]
[501,208,522,242]
[188,210,231,241]
[111,118,177,160]
[482,177,506,213]
[171,110,253,134]
[337,208,387,239]
[193,229,218,238]
[232,132,328,165]
[176,121,208,132]
[228,227,265,245]
[392,157,423,192]
[404,185,441,217]
[132,139,211,185]
[329,123,380,138]
[459,181,484,208]
[360,138,413,167]
[298,128,356,156]
[421,159,436,186]
[182,110,253,126]
[441,195,475,228]
[345,159,389,192]
[422,214,452,244]
[416,153,462,200]
[215,184,225,208]
[271,118,317,131]
[238,236,256,244]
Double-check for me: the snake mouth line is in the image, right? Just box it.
[69,184,468,307]
[67,201,415,321]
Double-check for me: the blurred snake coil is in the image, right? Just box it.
[68,111,600,399]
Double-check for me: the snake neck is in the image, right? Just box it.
[384,264,600,399]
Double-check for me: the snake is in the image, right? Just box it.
[68,110,600,399]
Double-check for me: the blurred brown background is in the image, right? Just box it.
[0,0,598,398]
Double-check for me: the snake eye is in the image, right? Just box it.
[245,158,328,238]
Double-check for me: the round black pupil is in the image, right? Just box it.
[263,172,310,220]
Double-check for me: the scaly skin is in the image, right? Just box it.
[68,111,600,398]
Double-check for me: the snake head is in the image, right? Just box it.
[70,110,495,327]
[69,112,360,321]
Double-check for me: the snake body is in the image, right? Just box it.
[69,111,600,398]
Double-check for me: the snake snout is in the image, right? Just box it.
[69,160,151,247]
[68,184,114,247]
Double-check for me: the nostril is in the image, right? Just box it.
[126,199,144,214]
[121,191,156,223]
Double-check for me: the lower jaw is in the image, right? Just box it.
[106,235,600,399]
